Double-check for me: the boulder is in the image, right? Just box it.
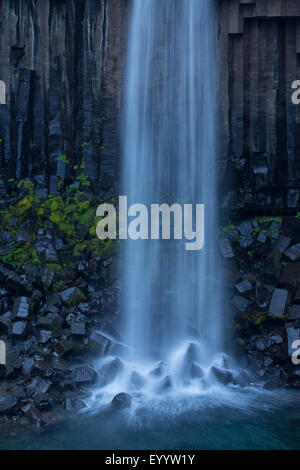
[157,375,172,392]
[0,396,19,415]
[231,295,250,313]
[34,393,52,411]
[60,288,85,307]
[238,221,253,236]
[269,289,288,317]
[285,243,300,262]
[273,235,291,253]
[0,267,32,295]
[11,321,30,338]
[71,321,86,336]
[72,366,98,385]
[65,391,86,411]
[111,393,132,410]
[130,371,146,389]
[233,370,253,387]
[219,238,234,259]
[235,279,252,294]
[98,359,123,387]
[211,366,234,385]
[88,331,111,355]
[12,296,31,320]
[27,377,51,397]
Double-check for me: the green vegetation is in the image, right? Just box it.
[0,175,119,270]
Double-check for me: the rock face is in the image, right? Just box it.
[0,0,300,211]
[219,0,300,212]
[223,214,300,389]
[0,0,129,187]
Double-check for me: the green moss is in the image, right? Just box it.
[45,263,62,272]
[3,242,40,268]
[13,195,33,217]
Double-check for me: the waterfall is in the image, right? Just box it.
[94,0,229,401]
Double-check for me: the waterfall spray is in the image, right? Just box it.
[93,0,232,402]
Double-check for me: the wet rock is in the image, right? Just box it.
[235,279,252,294]
[190,362,204,379]
[34,393,52,411]
[50,175,59,195]
[54,339,73,357]
[37,312,63,332]
[270,334,284,345]
[65,391,86,411]
[31,359,51,377]
[256,283,271,309]
[71,321,86,336]
[11,321,30,338]
[12,296,31,320]
[16,218,36,243]
[0,267,32,296]
[60,288,85,307]
[264,356,273,367]
[219,238,234,259]
[38,267,54,290]
[39,330,53,344]
[88,331,111,355]
[269,289,288,317]
[255,339,269,352]
[274,235,291,253]
[22,357,35,376]
[257,231,268,244]
[240,235,253,249]
[72,366,98,385]
[285,243,300,262]
[233,370,253,387]
[111,393,132,410]
[211,366,234,385]
[27,377,51,397]
[157,375,172,392]
[0,312,11,333]
[5,347,22,374]
[149,362,168,377]
[22,404,43,427]
[231,295,250,313]
[0,396,19,415]
[130,371,146,389]
[238,221,253,236]
[40,245,58,264]
[289,305,300,321]
[98,359,123,387]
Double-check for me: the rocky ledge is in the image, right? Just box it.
[221,215,300,390]
[0,174,120,429]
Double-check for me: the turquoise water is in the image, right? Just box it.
[0,389,299,450]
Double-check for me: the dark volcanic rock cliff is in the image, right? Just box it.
[219,0,300,213]
[1,0,300,207]
[0,0,129,188]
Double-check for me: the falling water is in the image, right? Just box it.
[93,0,232,401]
